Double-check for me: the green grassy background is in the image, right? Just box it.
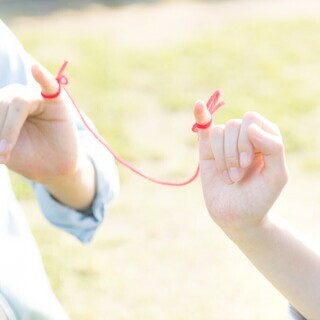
[3,1,320,319]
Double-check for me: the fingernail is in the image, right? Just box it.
[229,167,241,182]
[240,152,249,168]
[0,139,8,154]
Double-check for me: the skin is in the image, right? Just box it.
[193,100,320,319]
[0,64,96,211]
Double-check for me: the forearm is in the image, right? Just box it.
[225,215,320,319]
[42,154,96,211]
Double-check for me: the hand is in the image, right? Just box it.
[193,101,288,233]
[0,64,80,183]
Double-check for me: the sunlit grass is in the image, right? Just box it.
[16,18,320,141]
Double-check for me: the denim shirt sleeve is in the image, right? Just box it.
[32,106,120,244]
[0,19,120,243]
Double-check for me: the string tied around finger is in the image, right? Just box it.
[191,90,224,132]
[42,61,224,186]
[41,61,69,99]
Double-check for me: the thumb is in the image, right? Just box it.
[31,64,60,98]
[248,123,287,177]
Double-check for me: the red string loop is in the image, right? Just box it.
[41,61,69,99]
[192,119,212,132]
[46,61,224,186]
[192,90,224,132]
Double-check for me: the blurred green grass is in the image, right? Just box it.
[5,2,320,319]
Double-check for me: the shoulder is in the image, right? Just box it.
[0,20,33,87]
[0,20,23,65]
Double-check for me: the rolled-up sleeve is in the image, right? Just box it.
[33,113,120,243]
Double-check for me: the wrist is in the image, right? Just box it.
[41,153,96,210]
[222,213,278,250]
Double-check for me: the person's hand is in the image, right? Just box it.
[193,101,288,233]
[0,64,81,183]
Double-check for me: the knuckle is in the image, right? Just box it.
[226,119,241,129]
[272,138,285,154]
[12,95,38,108]
[243,111,260,122]
[11,96,28,108]
[268,167,288,187]
[272,123,281,135]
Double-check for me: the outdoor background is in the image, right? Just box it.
[2,0,320,319]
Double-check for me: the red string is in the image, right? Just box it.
[43,61,224,187]
[192,90,224,132]
[41,61,69,99]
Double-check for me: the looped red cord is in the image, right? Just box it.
[41,61,69,99]
[43,61,224,186]
[191,90,224,132]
